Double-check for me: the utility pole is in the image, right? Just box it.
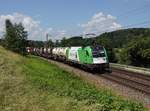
[46,33,49,48]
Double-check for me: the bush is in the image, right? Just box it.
[118,37,150,67]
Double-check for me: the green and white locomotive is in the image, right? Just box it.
[51,45,110,72]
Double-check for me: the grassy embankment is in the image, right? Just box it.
[0,46,146,111]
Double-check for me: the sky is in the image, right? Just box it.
[0,0,150,41]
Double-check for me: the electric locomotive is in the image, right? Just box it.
[66,45,110,71]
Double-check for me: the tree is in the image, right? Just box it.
[118,48,131,64]
[61,37,68,47]
[119,37,150,67]
[55,40,60,47]
[4,19,28,55]
[14,23,28,55]
[47,39,54,47]
[4,19,16,49]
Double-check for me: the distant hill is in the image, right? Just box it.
[96,28,150,48]
[60,28,150,48]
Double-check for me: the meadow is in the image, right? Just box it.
[0,46,145,111]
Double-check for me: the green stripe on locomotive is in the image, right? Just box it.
[78,46,93,64]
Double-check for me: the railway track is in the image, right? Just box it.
[42,56,150,96]
[42,57,150,107]
[112,68,150,81]
[99,69,150,95]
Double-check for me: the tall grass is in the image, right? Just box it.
[24,56,144,111]
[0,46,145,111]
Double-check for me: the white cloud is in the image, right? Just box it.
[0,12,121,40]
[79,12,122,36]
[0,13,68,41]
[0,13,44,40]
[45,29,70,41]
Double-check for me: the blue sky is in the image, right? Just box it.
[0,0,150,40]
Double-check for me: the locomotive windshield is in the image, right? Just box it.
[92,46,105,58]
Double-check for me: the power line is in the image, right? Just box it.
[117,4,150,18]
[123,20,150,28]
[85,4,150,36]
[96,3,150,35]
[96,19,150,35]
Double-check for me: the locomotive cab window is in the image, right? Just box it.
[92,51,105,58]
[92,46,105,58]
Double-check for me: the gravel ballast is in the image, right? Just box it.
[45,58,150,108]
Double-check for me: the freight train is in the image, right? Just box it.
[27,45,111,72]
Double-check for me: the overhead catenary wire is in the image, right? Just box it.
[98,3,150,35]
[107,3,150,32]
[94,19,150,36]
[123,20,150,28]
[83,3,150,37]
[117,3,150,18]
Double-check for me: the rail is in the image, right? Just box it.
[110,63,150,75]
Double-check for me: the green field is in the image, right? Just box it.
[0,46,146,111]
